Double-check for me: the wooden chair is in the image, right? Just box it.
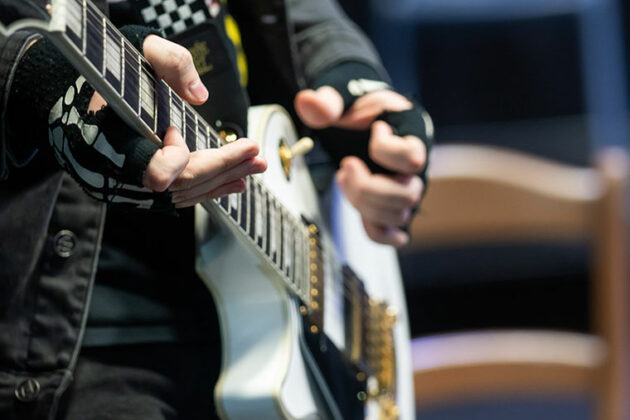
[404,144,629,419]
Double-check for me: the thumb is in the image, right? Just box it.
[294,86,344,129]
[144,127,190,192]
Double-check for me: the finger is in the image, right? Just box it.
[169,138,261,192]
[175,179,246,208]
[337,157,422,210]
[143,126,190,192]
[171,157,266,203]
[143,35,209,105]
[359,204,412,228]
[335,90,412,130]
[362,218,409,248]
[294,86,344,129]
[369,121,427,174]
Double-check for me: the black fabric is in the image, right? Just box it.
[170,21,249,137]
[313,99,432,178]
[56,342,221,420]
[87,207,219,346]
[119,25,161,53]
[311,61,387,111]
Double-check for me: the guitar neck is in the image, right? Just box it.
[45,0,317,306]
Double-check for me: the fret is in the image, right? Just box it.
[256,183,264,249]
[283,215,292,279]
[197,120,208,149]
[278,207,284,271]
[82,0,87,53]
[194,114,203,152]
[239,180,249,233]
[219,195,229,212]
[249,178,257,241]
[101,17,107,75]
[295,225,304,296]
[135,47,142,114]
[122,43,139,116]
[229,192,239,223]
[84,4,103,71]
[269,199,277,264]
[66,0,83,50]
[170,94,183,135]
[140,62,156,131]
[184,105,196,151]
[300,230,310,299]
[264,190,271,257]
[156,81,170,139]
[104,22,122,93]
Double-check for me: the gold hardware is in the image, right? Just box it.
[310,325,319,334]
[310,289,319,297]
[46,3,53,14]
[311,301,319,310]
[386,306,399,324]
[310,238,316,246]
[219,129,238,143]
[299,306,307,315]
[310,263,317,271]
[356,372,366,382]
[308,224,318,234]
[310,275,318,283]
[279,137,314,180]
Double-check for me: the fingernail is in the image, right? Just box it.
[188,80,209,102]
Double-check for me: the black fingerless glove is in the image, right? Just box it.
[310,61,434,185]
[8,25,173,211]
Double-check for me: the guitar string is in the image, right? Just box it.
[79,0,369,303]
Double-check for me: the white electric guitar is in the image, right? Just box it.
[0,1,414,418]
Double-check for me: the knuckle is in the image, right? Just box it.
[404,190,420,207]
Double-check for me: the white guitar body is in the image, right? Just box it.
[195,105,414,420]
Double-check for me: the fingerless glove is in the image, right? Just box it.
[8,25,174,211]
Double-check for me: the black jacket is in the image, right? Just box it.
[0,0,386,418]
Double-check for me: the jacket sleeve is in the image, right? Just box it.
[0,30,42,181]
[286,0,390,86]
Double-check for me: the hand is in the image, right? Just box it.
[90,35,266,208]
[295,88,426,247]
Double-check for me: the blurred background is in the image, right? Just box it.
[336,0,630,418]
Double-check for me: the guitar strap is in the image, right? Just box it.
[122,0,250,137]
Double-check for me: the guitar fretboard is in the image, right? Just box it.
[60,0,313,303]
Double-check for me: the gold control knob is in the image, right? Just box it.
[279,137,314,179]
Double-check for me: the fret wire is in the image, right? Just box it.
[120,35,125,97]
[245,179,251,234]
[101,17,106,75]
[136,50,142,115]
[304,226,311,300]
[278,206,284,272]
[153,75,159,133]
[82,0,87,54]
[205,121,211,149]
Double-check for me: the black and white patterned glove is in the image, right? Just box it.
[9,26,173,211]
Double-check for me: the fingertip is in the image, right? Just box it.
[294,87,343,129]
[187,79,209,104]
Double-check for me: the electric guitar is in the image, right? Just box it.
[0,1,414,418]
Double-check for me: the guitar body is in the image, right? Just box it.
[195,105,414,420]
